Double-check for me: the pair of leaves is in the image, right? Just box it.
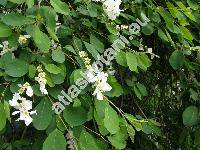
[126,52,151,72]
[133,83,148,100]
[95,101,120,134]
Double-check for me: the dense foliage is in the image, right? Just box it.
[0,0,200,149]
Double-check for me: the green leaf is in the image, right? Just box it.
[0,103,6,131]
[0,0,7,6]
[103,105,120,134]
[26,0,34,8]
[125,113,143,131]
[39,6,57,31]
[84,41,99,59]
[45,64,61,74]
[127,124,135,143]
[187,0,199,10]
[4,101,11,122]
[158,29,169,42]
[32,84,43,96]
[73,37,82,52]
[137,53,151,71]
[63,106,88,126]
[179,26,193,41]
[0,52,13,69]
[8,0,25,4]
[182,106,199,126]
[136,83,148,96]
[79,130,99,150]
[52,49,65,63]
[43,129,66,150]
[2,13,34,26]
[5,59,29,77]
[107,76,123,97]
[28,64,36,78]
[126,52,138,72]
[46,73,55,87]
[51,64,66,84]
[47,27,59,42]
[32,99,53,130]
[142,24,154,35]
[106,23,118,35]
[133,85,142,100]
[65,45,77,55]
[32,26,51,53]
[107,127,128,149]
[95,100,109,121]
[87,3,97,17]
[142,122,161,136]
[115,51,127,67]
[189,88,198,101]
[90,34,104,53]
[175,1,196,22]
[50,0,70,15]
[0,22,12,37]
[169,50,185,70]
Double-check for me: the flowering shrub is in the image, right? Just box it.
[0,0,200,149]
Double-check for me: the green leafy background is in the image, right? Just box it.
[0,0,200,149]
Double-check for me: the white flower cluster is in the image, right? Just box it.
[0,41,15,56]
[87,66,112,100]
[93,0,123,20]
[79,51,112,100]
[9,82,36,126]
[79,51,92,69]
[35,66,48,95]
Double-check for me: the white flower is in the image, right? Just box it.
[86,65,112,100]
[103,0,122,20]
[79,51,88,58]
[93,81,112,100]
[85,64,100,83]
[80,52,112,100]
[9,96,36,126]
[79,51,92,69]
[18,82,33,97]
[40,84,48,95]
[26,86,33,97]
[18,35,31,45]
[9,93,21,107]
[0,41,15,56]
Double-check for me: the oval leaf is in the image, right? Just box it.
[43,129,66,150]
[5,59,29,77]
